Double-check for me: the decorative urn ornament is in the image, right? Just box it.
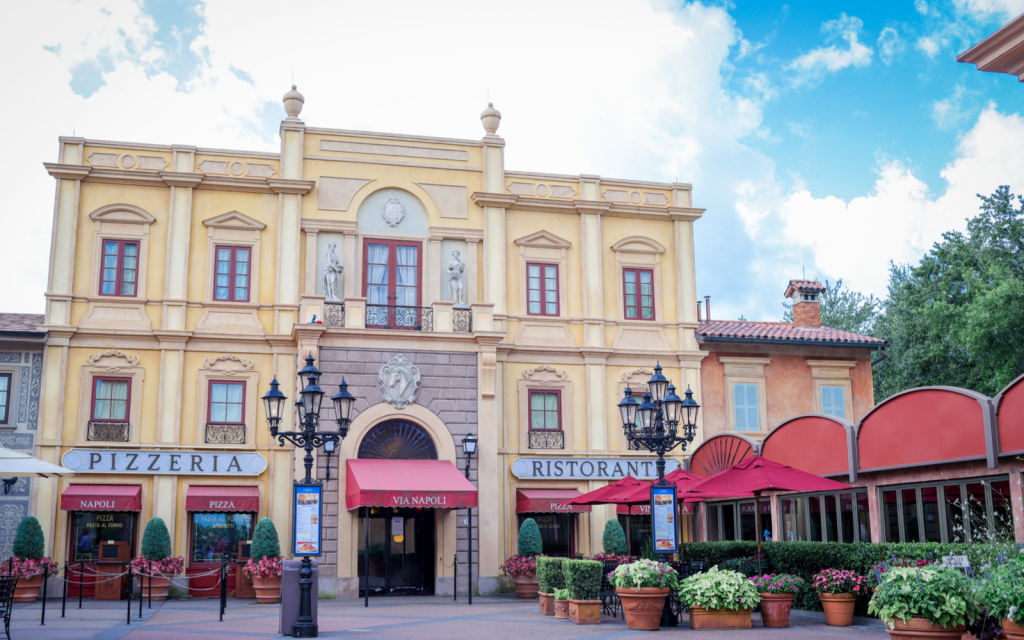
[283,85,304,119]
[480,102,501,135]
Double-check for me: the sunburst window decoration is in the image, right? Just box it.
[357,420,437,460]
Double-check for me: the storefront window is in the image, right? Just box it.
[739,502,756,541]
[706,505,720,541]
[857,493,871,542]
[824,495,838,542]
[618,514,652,555]
[191,513,254,563]
[707,501,770,541]
[992,480,1014,541]
[519,514,572,557]
[922,487,941,542]
[902,488,920,542]
[782,498,808,541]
[840,494,855,543]
[884,490,900,542]
[71,512,135,562]
[779,490,869,543]
[883,476,1014,543]
[721,503,736,540]
[808,496,823,541]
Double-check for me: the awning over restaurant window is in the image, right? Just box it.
[516,489,591,513]
[61,484,141,511]
[346,459,477,510]
[185,486,259,512]
[616,503,693,515]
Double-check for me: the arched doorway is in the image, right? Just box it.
[357,419,437,595]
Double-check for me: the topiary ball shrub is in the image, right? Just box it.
[564,559,603,601]
[518,518,542,558]
[140,517,172,561]
[602,519,628,556]
[12,516,45,560]
[250,517,281,561]
[537,557,567,593]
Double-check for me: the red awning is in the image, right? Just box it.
[346,459,477,510]
[516,489,592,513]
[616,503,693,515]
[61,485,141,511]
[185,486,259,512]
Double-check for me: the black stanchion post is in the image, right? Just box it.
[79,561,84,609]
[453,554,457,602]
[219,552,228,622]
[126,565,132,625]
[138,566,143,619]
[61,562,67,618]
[148,560,152,609]
[467,506,472,606]
[40,569,48,625]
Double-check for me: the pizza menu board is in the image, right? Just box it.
[650,485,678,553]
[293,484,322,556]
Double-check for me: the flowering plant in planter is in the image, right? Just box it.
[868,557,934,587]
[500,554,538,577]
[976,553,1024,627]
[679,566,761,611]
[593,553,632,564]
[244,517,283,580]
[7,557,59,578]
[868,565,979,631]
[130,555,185,576]
[812,569,867,595]
[243,555,283,581]
[608,559,679,591]
[749,573,804,595]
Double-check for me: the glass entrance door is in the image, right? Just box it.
[363,240,422,329]
[358,507,435,595]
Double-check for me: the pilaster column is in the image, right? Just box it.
[475,334,503,591]
[577,180,607,348]
[479,104,507,324]
[466,239,480,304]
[670,184,702,351]
[275,86,309,335]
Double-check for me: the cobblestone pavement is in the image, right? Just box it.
[10,596,891,640]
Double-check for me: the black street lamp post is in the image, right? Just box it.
[263,354,356,638]
[617,363,699,626]
[460,433,477,606]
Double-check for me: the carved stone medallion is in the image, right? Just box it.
[381,197,406,227]
[378,354,420,409]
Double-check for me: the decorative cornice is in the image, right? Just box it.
[43,163,91,181]
[668,206,705,221]
[198,175,275,194]
[573,200,612,216]
[159,171,204,188]
[471,192,517,208]
[300,219,357,234]
[268,178,316,195]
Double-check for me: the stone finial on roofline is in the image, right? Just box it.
[283,85,304,119]
[481,102,501,135]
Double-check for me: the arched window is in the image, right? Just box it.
[357,420,437,460]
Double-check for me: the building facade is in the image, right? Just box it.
[35,88,705,597]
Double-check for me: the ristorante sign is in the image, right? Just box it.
[62,449,268,476]
[510,457,680,480]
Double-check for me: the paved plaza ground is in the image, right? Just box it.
[8,595,893,640]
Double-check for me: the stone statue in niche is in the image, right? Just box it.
[378,354,421,410]
[447,250,467,307]
[322,243,344,302]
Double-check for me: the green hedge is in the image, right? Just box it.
[250,517,281,561]
[564,559,603,601]
[602,519,628,555]
[684,541,1015,614]
[12,517,44,560]
[536,557,566,593]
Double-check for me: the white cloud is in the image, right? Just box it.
[932,84,972,129]
[953,0,1024,20]
[786,121,813,138]
[916,36,942,58]
[788,14,873,86]
[877,26,905,65]
[915,0,932,15]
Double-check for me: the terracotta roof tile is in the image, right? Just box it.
[696,319,885,347]
[0,313,45,334]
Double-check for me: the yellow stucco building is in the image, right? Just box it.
[35,87,704,597]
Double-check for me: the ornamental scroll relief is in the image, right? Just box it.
[87,349,140,372]
[203,353,255,375]
[522,365,567,386]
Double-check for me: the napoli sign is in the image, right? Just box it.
[511,457,680,480]
[62,449,268,476]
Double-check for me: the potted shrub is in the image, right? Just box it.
[243,518,283,604]
[503,518,542,599]
[8,517,58,603]
[813,569,867,627]
[130,517,184,601]
[609,559,679,630]
[602,519,628,556]
[749,573,804,629]
[679,565,761,630]
[553,588,570,619]
[565,559,603,625]
[536,557,566,616]
[869,565,979,639]
[977,553,1024,639]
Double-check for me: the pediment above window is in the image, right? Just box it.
[202,211,267,230]
[513,230,572,249]
[88,204,156,225]
[611,236,666,254]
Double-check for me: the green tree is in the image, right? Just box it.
[782,279,880,335]
[873,187,1024,398]
[140,517,172,561]
[518,518,542,557]
[250,517,281,561]
[12,516,44,560]
[601,519,628,555]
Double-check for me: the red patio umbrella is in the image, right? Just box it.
[689,455,852,574]
[561,476,648,505]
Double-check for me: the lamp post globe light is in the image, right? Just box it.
[262,354,356,638]
[460,433,478,605]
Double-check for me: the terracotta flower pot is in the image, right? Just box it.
[820,592,857,626]
[1003,619,1024,640]
[252,574,282,604]
[554,599,570,618]
[538,592,554,615]
[12,574,43,603]
[688,606,753,630]
[759,593,795,628]
[568,599,602,625]
[512,574,539,599]
[617,586,670,630]
[135,575,174,602]
[886,617,965,639]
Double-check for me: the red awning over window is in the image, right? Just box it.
[345,459,478,510]
[185,486,259,512]
[516,489,591,513]
[616,503,693,515]
[61,485,142,511]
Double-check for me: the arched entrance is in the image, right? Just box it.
[357,419,437,595]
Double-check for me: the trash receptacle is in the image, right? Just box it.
[279,559,318,635]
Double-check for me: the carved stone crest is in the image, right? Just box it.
[378,354,420,409]
[381,197,406,227]
[87,349,139,371]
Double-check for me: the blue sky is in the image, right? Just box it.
[3,0,1024,322]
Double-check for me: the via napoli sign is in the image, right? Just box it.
[511,457,680,480]
[62,449,268,476]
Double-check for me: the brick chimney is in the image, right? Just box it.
[784,280,826,328]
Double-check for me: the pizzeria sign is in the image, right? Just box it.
[62,449,268,476]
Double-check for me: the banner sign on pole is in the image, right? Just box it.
[651,485,678,553]
[293,484,323,556]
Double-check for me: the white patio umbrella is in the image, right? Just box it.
[0,446,76,493]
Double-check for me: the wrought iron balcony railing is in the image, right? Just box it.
[205,423,246,445]
[453,308,472,333]
[323,302,345,328]
[366,305,433,331]
[528,430,565,450]
[88,421,130,442]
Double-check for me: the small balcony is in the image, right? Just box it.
[88,421,130,442]
[205,423,246,445]
[366,305,433,331]
[528,430,564,450]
